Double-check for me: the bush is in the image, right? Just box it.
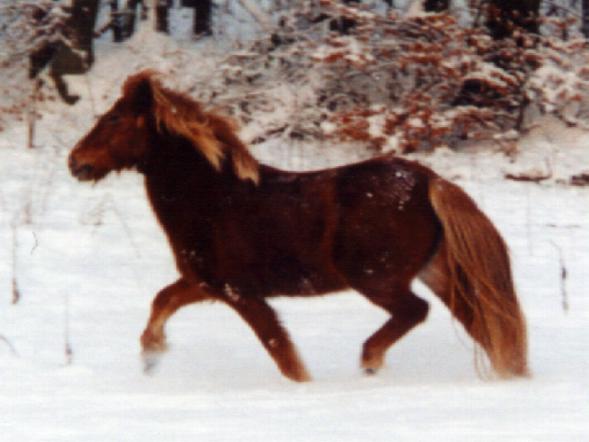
[193,0,589,153]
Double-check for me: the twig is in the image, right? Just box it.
[0,335,18,357]
[570,172,589,186]
[237,0,274,32]
[30,231,39,255]
[27,79,40,149]
[504,171,552,183]
[11,222,21,305]
[550,241,569,313]
[83,73,97,118]
[64,293,73,365]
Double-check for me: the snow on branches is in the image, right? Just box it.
[191,0,589,153]
[0,0,72,131]
[310,0,585,152]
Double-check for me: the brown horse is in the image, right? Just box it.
[69,70,528,382]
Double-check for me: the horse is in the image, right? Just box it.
[68,70,528,382]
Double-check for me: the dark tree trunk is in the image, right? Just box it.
[183,0,213,36]
[155,0,172,34]
[424,0,450,12]
[109,0,124,42]
[486,0,541,40]
[59,0,100,70]
[122,0,147,39]
[194,0,213,35]
[582,0,589,38]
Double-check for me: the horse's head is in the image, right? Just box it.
[70,70,260,184]
[69,72,157,181]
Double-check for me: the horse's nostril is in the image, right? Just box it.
[80,165,93,175]
[77,164,94,179]
[69,156,94,180]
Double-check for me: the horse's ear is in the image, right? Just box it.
[133,78,153,111]
[122,72,155,112]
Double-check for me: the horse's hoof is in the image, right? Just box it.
[142,350,163,375]
[361,349,384,375]
[282,366,312,383]
[293,370,312,383]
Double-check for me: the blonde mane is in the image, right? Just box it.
[123,71,259,184]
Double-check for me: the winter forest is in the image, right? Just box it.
[0,1,588,441]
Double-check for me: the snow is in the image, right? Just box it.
[1,28,589,442]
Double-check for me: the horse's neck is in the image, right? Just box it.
[144,139,227,226]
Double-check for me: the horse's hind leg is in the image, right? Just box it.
[141,278,209,368]
[358,284,429,374]
[225,296,310,382]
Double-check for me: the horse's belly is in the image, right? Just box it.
[250,253,347,297]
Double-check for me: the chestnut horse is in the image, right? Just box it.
[69,71,528,382]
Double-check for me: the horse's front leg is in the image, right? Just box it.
[224,293,311,382]
[141,278,210,371]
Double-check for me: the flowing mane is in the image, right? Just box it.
[123,70,260,184]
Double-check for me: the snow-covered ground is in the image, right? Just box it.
[1,31,588,441]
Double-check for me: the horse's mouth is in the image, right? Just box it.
[71,165,96,181]
[68,156,103,182]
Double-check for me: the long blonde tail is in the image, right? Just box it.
[426,177,528,378]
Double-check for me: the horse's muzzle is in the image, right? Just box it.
[68,155,95,181]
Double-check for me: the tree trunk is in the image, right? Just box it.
[582,0,589,38]
[486,0,541,40]
[110,0,124,42]
[182,0,213,36]
[155,0,171,34]
[67,0,100,66]
[194,0,213,35]
[424,0,450,12]
[122,0,146,39]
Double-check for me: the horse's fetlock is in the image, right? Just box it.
[141,328,167,352]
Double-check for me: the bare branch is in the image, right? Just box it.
[0,335,19,357]
[550,241,569,313]
[237,0,274,32]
